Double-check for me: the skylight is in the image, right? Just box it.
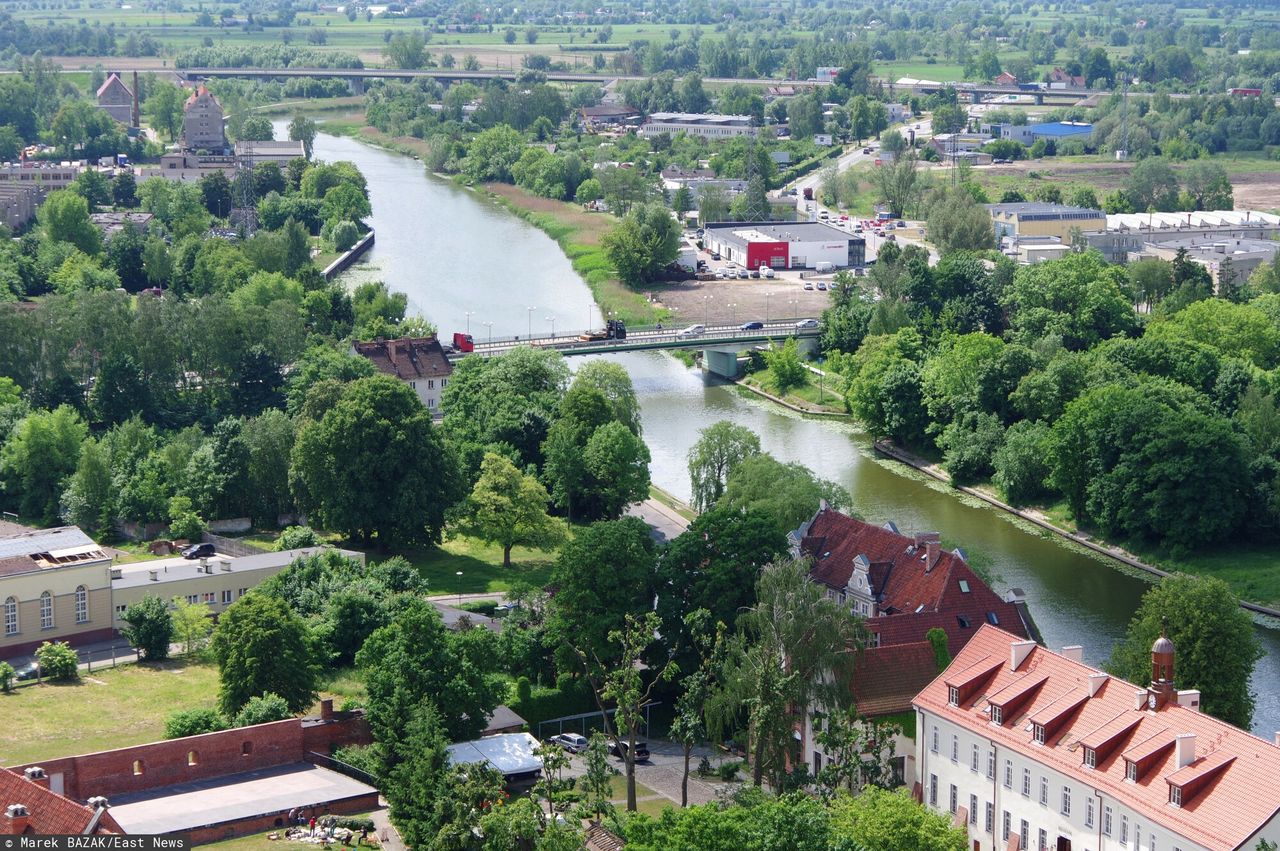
[959,580,971,593]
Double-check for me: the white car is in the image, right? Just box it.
[548,733,589,753]
[678,324,706,337]
[795,318,819,330]
[760,266,775,278]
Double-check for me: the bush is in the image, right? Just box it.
[331,220,359,252]
[516,676,533,703]
[332,744,382,779]
[165,707,229,739]
[121,595,174,661]
[233,692,293,727]
[277,525,322,550]
[36,641,79,681]
[335,817,376,833]
[0,661,14,692]
[716,760,742,781]
[168,495,207,541]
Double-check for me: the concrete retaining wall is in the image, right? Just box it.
[322,230,375,281]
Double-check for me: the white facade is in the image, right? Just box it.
[639,113,758,139]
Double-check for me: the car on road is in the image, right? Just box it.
[182,542,216,560]
[760,266,775,278]
[740,321,764,330]
[803,282,815,290]
[710,251,720,260]
[816,282,828,291]
[548,733,589,753]
[796,318,819,330]
[608,740,650,761]
[862,147,872,154]
[678,324,706,337]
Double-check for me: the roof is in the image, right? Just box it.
[645,112,754,125]
[580,104,639,118]
[914,625,1280,851]
[853,641,939,715]
[585,822,626,851]
[482,705,528,735]
[705,221,857,246]
[183,85,220,109]
[447,733,542,777]
[1028,121,1093,138]
[985,202,1104,220]
[234,140,306,156]
[352,337,453,382]
[1106,210,1280,232]
[0,769,121,835]
[111,546,363,590]
[0,527,108,574]
[96,73,131,99]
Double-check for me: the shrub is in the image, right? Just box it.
[331,220,359,252]
[277,525,322,550]
[332,744,382,779]
[121,595,174,661]
[233,692,293,727]
[335,817,376,833]
[36,641,79,681]
[165,708,229,739]
[168,495,207,541]
[0,661,14,692]
[716,760,742,781]
[516,676,533,703]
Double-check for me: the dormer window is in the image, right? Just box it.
[1126,760,1138,782]
[948,686,960,706]
[991,705,1004,725]
[1169,785,1181,807]
[1083,747,1097,769]
[1033,723,1046,745]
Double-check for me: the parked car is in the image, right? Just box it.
[740,321,764,330]
[678,324,706,337]
[182,542,216,560]
[760,266,775,278]
[608,740,650,761]
[816,281,828,291]
[803,282,815,291]
[548,733,589,753]
[796,318,820,329]
[13,662,40,681]
[710,251,721,260]
[862,147,872,154]
[736,268,748,279]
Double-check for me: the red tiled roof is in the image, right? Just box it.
[0,770,122,835]
[853,641,939,716]
[96,73,130,99]
[914,625,1280,851]
[352,337,453,382]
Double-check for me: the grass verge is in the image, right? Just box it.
[739,368,846,414]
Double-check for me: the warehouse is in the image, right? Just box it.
[703,221,865,270]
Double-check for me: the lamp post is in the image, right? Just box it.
[789,298,798,323]
[465,311,473,335]
[766,292,772,324]
[703,295,711,326]
[526,306,536,339]
[483,321,493,344]
[546,316,556,339]
[729,302,737,327]
[455,572,463,606]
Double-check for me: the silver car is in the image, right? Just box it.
[548,733,589,753]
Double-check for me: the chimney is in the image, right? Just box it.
[5,804,30,834]
[219,559,232,572]
[1010,640,1036,671]
[320,698,334,721]
[913,531,940,548]
[1275,732,1280,747]
[386,339,398,366]
[1175,733,1196,769]
[1135,689,1148,710]
[1088,672,1109,697]
[925,540,941,572]
[131,70,141,127]
[22,767,47,788]
[1061,645,1084,663]
[87,796,109,810]
[1176,690,1201,712]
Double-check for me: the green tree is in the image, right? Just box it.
[873,152,928,219]
[455,452,567,567]
[237,116,274,142]
[720,454,851,536]
[61,438,114,536]
[210,593,318,715]
[828,786,967,851]
[232,692,293,727]
[1,405,88,524]
[145,82,186,141]
[602,202,681,287]
[1002,252,1137,350]
[926,188,995,253]
[120,595,174,661]
[583,420,651,519]
[1107,574,1262,729]
[463,124,525,183]
[764,337,807,395]
[288,114,318,160]
[991,419,1053,505]
[290,375,463,547]
[199,170,233,217]
[71,169,111,209]
[113,171,138,208]
[165,707,228,739]
[1124,157,1179,212]
[38,190,101,255]
[171,595,213,657]
[322,183,372,224]
[687,420,761,511]
[36,641,79,681]
[672,185,693,217]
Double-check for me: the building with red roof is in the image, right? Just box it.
[1,766,121,836]
[182,85,226,152]
[914,624,1280,851]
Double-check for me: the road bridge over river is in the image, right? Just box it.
[453,319,822,377]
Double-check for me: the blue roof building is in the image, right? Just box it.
[1028,121,1093,139]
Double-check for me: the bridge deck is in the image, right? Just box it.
[450,320,821,360]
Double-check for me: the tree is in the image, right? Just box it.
[602,202,681,287]
[687,420,761,511]
[1108,574,1262,729]
[1,405,88,524]
[873,152,927,219]
[321,183,372,224]
[112,172,138,208]
[167,494,206,542]
[455,452,567,567]
[1124,157,1179,212]
[926,188,995,254]
[145,82,186,141]
[36,641,79,681]
[573,360,642,435]
[992,419,1053,505]
[39,190,101,255]
[668,673,707,807]
[288,112,317,159]
[463,125,525,183]
[583,421,651,518]
[171,596,214,657]
[120,596,174,661]
[237,116,274,142]
[210,593,318,715]
[386,32,427,69]
[61,438,114,536]
[1002,252,1137,350]
[290,375,463,547]
[199,169,233,217]
[232,692,293,727]
[71,169,112,210]
[1181,160,1233,211]
[828,786,967,851]
[580,732,616,821]
[720,454,851,536]
[764,337,807,395]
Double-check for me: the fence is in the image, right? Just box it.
[307,751,378,787]
[201,532,268,558]
[535,702,662,740]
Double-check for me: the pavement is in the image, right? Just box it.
[555,738,741,808]
[625,498,692,544]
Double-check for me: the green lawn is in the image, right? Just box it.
[201,813,382,851]
[0,659,221,765]
[740,367,845,414]
[400,534,558,595]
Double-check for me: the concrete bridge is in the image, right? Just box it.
[453,319,822,378]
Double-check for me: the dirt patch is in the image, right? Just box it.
[652,277,830,326]
[1230,170,1280,212]
[483,183,613,244]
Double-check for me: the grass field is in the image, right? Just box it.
[740,367,845,414]
[400,534,558,595]
[0,659,222,765]
[201,813,382,851]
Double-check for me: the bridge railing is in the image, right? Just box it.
[461,321,821,357]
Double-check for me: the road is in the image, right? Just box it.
[460,319,821,358]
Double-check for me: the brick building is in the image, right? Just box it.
[95,73,135,125]
[1,766,122,835]
[352,336,453,413]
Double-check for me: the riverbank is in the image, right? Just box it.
[872,438,1280,620]
[322,230,375,280]
[736,369,847,416]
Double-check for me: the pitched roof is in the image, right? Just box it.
[914,624,1280,851]
[352,337,453,382]
[853,641,939,716]
[95,73,131,99]
[0,770,122,835]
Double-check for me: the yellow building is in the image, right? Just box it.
[0,527,114,658]
[986,201,1106,244]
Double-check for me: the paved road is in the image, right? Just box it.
[556,739,742,808]
[625,498,692,544]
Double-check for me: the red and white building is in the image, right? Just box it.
[703,221,865,270]
[915,625,1280,851]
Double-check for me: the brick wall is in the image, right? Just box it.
[15,712,370,802]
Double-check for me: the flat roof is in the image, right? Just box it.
[111,546,363,590]
[646,112,753,124]
[447,733,542,777]
[107,763,376,835]
[986,202,1104,218]
[1106,210,1280,231]
[705,220,858,245]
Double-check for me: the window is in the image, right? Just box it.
[221,589,232,604]
[75,585,88,623]
[1022,768,1031,797]
[1062,786,1071,816]
[427,397,436,408]
[931,727,939,753]
[992,705,1004,725]
[1002,811,1011,841]
[241,741,253,756]
[1004,759,1013,788]
[1126,760,1139,782]
[813,751,822,776]
[988,749,996,779]
[187,751,199,766]
[951,734,958,762]
[1103,806,1113,837]
[1170,785,1182,807]
[1038,829,1047,851]
[1151,834,1157,851]
[427,379,434,389]
[949,685,960,705]
[972,744,980,771]
[202,592,215,603]
[1020,820,1029,851]
[1086,796,1095,828]
[186,594,199,604]
[985,802,994,834]
[4,596,17,635]
[1033,723,1045,744]
[238,588,248,597]
[929,774,938,806]
[969,794,977,825]
[949,784,957,814]
[1039,776,1048,805]
[132,760,144,776]
[1084,747,1097,768]
[1121,815,1129,845]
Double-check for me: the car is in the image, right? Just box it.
[816,282,828,291]
[608,740,651,761]
[862,147,872,154]
[818,211,829,219]
[760,266,775,278]
[796,318,819,329]
[678,324,706,337]
[803,282,815,290]
[853,227,863,234]
[715,268,728,279]
[182,542,216,560]
[12,662,39,681]
[548,733,589,753]
[896,220,907,228]
[839,214,849,221]
[710,252,720,260]
[750,269,760,278]
[874,229,885,237]
[736,268,748,279]
[740,321,764,330]
[884,233,897,242]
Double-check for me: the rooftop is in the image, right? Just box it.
[986,202,1105,219]
[111,546,362,590]
[705,221,856,244]
[352,337,453,382]
[0,769,121,835]
[1028,121,1093,137]
[915,624,1280,851]
[234,140,306,155]
[447,733,542,777]
[1106,210,1280,231]
[0,526,108,576]
[645,112,754,125]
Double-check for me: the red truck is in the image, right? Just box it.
[803,187,814,201]
[452,332,475,352]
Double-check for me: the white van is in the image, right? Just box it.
[814,261,835,273]
[760,266,775,278]
[678,324,706,337]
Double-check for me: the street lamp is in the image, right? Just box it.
[729,302,737,327]
[703,295,711,326]
[455,572,463,606]
[526,306,536,339]
[546,316,556,339]
[789,299,798,323]
[765,292,773,324]
[483,321,493,344]
[465,311,473,335]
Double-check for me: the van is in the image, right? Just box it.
[814,261,835,273]
[678,324,705,337]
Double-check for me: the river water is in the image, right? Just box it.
[300,121,1280,735]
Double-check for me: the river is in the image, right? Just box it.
[297,120,1280,736]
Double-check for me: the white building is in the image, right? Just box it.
[915,624,1280,851]
[703,221,865,270]
[639,112,758,140]
[235,140,306,167]
[351,337,453,413]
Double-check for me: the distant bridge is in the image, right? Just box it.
[453,319,822,377]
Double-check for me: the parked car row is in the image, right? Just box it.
[545,733,651,762]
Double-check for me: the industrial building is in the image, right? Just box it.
[234,140,306,167]
[182,85,226,152]
[95,73,136,125]
[986,202,1107,245]
[1087,210,1280,263]
[985,121,1094,145]
[0,183,39,229]
[1134,236,1280,290]
[703,221,865,270]
[639,112,758,140]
